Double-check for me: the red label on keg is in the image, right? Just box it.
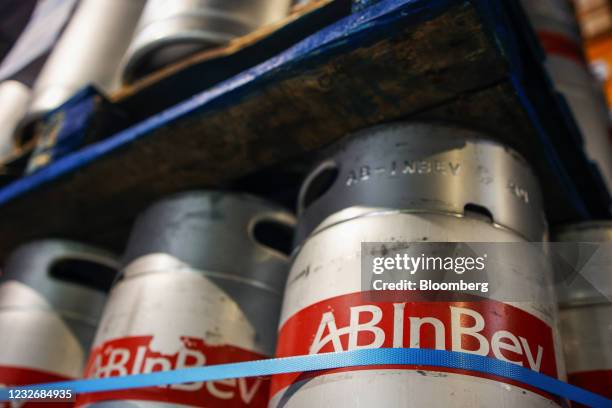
[0,366,72,408]
[538,30,584,63]
[76,336,267,407]
[568,370,612,402]
[271,291,559,399]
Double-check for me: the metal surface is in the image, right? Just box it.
[520,0,581,43]
[270,123,564,407]
[22,0,146,130]
[0,240,118,386]
[295,122,547,244]
[522,0,612,191]
[555,222,612,393]
[121,0,292,83]
[78,191,295,407]
[0,80,29,159]
[553,221,612,306]
[548,57,612,192]
[560,304,612,372]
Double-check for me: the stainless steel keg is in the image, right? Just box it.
[0,240,118,390]
[270,123,565,407]
[23,0,146,127]
[521,0,612,190]
[77,191,295,407]
[555,222,612,400]
[121,0,292,83]
[0,81,30,159]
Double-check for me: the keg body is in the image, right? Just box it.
[78,192,295,407]
[521,0,612,189]
[0,240,118,398]
[270,123,564,408]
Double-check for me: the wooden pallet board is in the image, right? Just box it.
[112,0,353,123]
[0,0,608,261]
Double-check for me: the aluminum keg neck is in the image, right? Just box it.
[296,122,547,244]
[122,191,296,294]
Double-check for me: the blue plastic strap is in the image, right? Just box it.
[1,349,611,407]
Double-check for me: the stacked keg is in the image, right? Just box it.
[269,123,566,407]
[555,222,612,402]
[0,241,117,395]
[0,1,610,406]
[521,0,612,190]
[76,191,295,407]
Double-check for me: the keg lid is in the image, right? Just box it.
[1,240,119,324]
[122,191,296,294]
[554,221,612,306]
[296,122,547,243]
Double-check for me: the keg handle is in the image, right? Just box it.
[297,160,339,216]
[45,249,120,293]
[249,213,296,257]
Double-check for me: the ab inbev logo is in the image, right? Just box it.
[272,292,558,399]
[77,336,267,407]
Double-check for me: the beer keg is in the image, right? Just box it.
[270,123,565,408]
[0,240,118,394]
[78,191,295,407]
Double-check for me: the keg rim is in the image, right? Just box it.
[120,189,296,287]
[122,32,230,83]
[137,189,294,216]
[295,121,547,244]
[2,238,120,282]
